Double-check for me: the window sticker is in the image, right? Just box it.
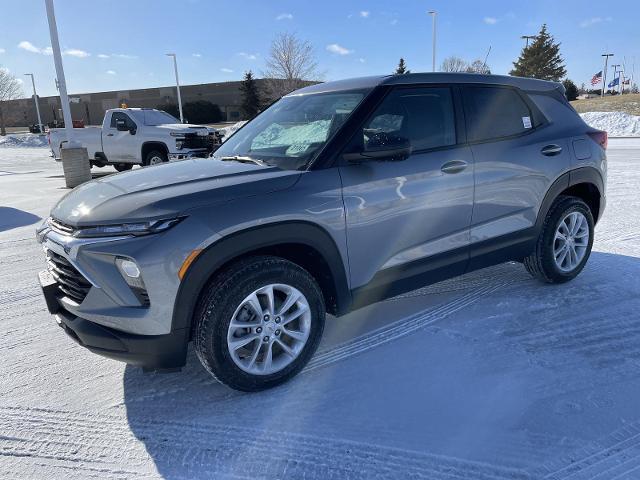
[522,116,532,129]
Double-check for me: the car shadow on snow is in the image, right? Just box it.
[122,251,640,479]
[0,207,41,233]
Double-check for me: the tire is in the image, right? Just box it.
[523,195,594,284]
[114,163,133,172]
[143,150,168,167]
[194,256,326,392]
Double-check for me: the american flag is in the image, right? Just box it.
[591,71,603,86]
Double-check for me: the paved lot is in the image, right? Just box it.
[1,141,639,479]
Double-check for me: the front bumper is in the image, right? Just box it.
[168,149,211,161]
[39,268,188,369]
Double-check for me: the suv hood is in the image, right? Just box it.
[51,159,300,226]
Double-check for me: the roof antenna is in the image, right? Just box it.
[482,46,492,73]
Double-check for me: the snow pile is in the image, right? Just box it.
[580,111,640,137]
[0,134,49,148]
[219,121,247,141]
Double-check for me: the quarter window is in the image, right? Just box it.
[360,87,456,152]
[462,86,533,141]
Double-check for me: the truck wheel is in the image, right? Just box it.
[194,256,326,392]
[524,196,594,284]
[114,164,133,172]
[144,150,167,167]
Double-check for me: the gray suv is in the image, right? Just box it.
[37,73,607,391]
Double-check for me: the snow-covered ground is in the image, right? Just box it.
[1,141,640,479]
[580,111,640,137]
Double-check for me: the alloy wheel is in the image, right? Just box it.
[553,211,589,272]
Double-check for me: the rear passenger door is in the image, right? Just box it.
[461,85,570,252]
[339,86,475,294]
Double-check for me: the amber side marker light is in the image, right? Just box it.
[178,249,203,280]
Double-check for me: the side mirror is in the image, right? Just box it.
[115,119,128,132]
[343,135,412,163]
[128,126,137,135]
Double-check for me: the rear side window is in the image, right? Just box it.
[361,87,456,152]
[462,86,533,142]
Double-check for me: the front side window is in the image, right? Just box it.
[213,90,368,170]
[358,87,456,153]
[110,112,136,129]
[462,86,533,141]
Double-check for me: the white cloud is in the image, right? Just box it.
[358,57,366,63]
[106,70,116,75]
[580,16,612,28]
[484,17,498,25]
[0,48,5,54]
[192,53,202,58]
[111,53,137,59]
[42,47,53,55]
[326,43,353,55]
[16,78,24,85]
[390,19,398,26]
[18,41,41,53]
[64,48,90,58]
[221,68,233,73]
[97,53,109,58]
[360,11,370,18]
[276,13,293,20]
[239,52,258,60]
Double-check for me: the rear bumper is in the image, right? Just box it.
[55,308,188,370]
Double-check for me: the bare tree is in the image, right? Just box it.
[263,32,320,100]
[440,56,468,73]
[466,59,491,74]
[0,67,23,135]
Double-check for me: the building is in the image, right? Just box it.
[1,78,280,127]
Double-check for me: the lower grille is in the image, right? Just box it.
[183,132,215,150]
[46,250,91,304]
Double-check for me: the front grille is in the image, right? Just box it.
[46,249,91,304]
[183,132,215,150]
[49,218,75,236]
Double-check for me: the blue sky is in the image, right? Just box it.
[0,0,637,98]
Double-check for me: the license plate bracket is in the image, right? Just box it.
[38,269,60,314]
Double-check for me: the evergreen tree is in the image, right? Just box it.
[562,79,579,101]
[395,58,410,75]
[240,70,262,120]
[510,24,566,81]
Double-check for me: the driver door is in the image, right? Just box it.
[339,86,475,299]
[103,112,138,163]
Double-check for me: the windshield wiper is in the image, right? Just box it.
[219,155,267,166]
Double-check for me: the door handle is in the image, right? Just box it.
[106,133,114,137]
[441,160,468,174]
[541,144,562,156]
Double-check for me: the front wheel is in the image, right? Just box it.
[114,163,133,172]
[143,150,167,167]
[524,196,594,283]
[194,256,325,392]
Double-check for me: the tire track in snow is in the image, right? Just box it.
[305,282,504,372]
[0,405,532,480]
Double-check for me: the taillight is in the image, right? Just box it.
[588,130,608,150]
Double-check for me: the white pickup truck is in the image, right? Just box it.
[49,108,222,171]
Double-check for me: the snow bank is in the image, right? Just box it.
[580,111,640,137]
[0,134,49,148]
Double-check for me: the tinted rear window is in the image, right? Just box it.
[463,86,533,141]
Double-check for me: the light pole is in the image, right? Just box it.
[601,53,614,98]
[166,53,184,123]
[24,73,43,134]
[44,0,75,144]
[428,10,437,72]
[521,35,536,48]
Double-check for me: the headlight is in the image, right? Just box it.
[176,139,184,150]
[73,217,185,238]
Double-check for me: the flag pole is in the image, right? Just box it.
[601,53,614,98]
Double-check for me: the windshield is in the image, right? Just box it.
[213,90,368,170]
[140,110,180,126]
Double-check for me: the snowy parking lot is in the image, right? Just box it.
[1,140,640,479]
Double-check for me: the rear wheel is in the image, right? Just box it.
[194,256,325,392]
[114,163,133,172]
[524,196,594,283]
[143,150,167,167]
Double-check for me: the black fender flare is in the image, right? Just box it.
[141,141,169,162]
[535,166,604,230]
[171,221,351,334]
